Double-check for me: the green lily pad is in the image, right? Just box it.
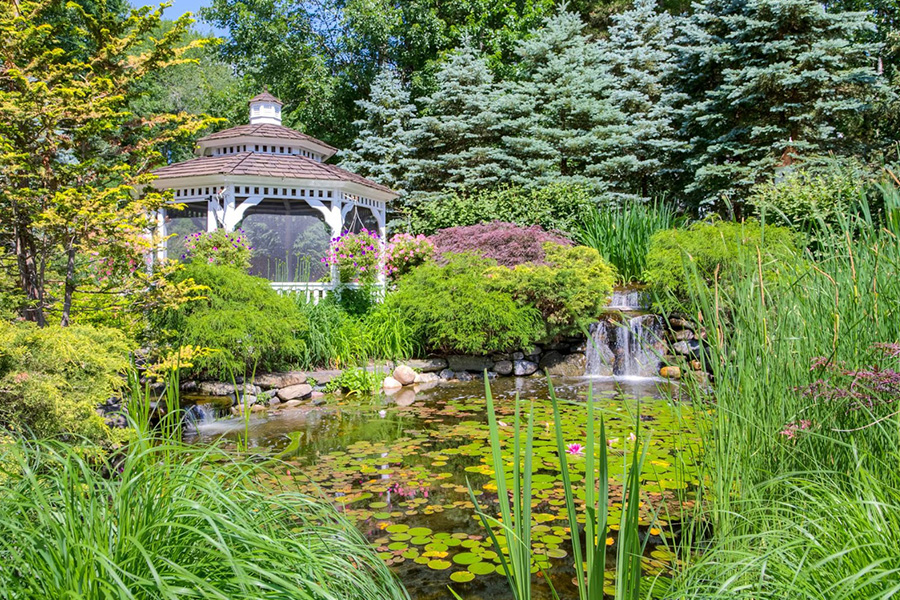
[452,553,481,565]
[468,562,496,575]
[450,571,475,583]
[428,559,452,570]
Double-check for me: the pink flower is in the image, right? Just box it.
[566,443,585,456]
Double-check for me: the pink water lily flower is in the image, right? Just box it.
[566,443,585,456]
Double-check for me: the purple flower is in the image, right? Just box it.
[565,443,585,456]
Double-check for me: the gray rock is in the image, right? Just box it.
[383,376,403,390]
[392,365,417,386]
[414,372,441,384]
[455,371,475,381]
[673,329,695,341]
[254,371,306,390]
[521,345,542,358]
[199,381,262,397]
[672,341,693,355]
[267,397,281,408]
[539,351,586,377]
[512,351,525,361]
[180,380,199,393]
[669,317,694,329]
[276,383,313,401]
[406,358,449,373]
[492,360,514,376]
[513,359,539,376]
[447,355,494,372]
[439,369,455,381]
[258,389,278,401]
[490,353,511,361]
[306,370,340,385]
[281,399,303,409]
[311,397,327,406]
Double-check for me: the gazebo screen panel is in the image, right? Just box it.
[164,204,207,260]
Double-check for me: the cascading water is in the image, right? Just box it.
[584,289,665,378]
[184,401,228,429]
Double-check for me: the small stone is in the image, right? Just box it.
[513,360,539,376]
[276,384,313,401]
[406,358,449,373]
[687,371,710,385]
[660,366,681,379]
[392,365,417,386]
[310,391,325,399]
[668,317,693,329]
[691,360,702,370]
[268,397,281,408]
[455,371,475,381]
[493,360,514,376]
[254,371,306,390]
[439,369,455,381]
[250,404,267,413]
[311,397,327,406]
[512,351,525,361]
[382,376,403,390]
[674,329,695,341]
[521,345,542,358]
[672,341,693,356]
[282,399,303,409]
[414,372,440,384]
[539,352,586,377]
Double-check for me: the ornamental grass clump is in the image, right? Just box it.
[323,229,381,283]
[0,438,409,600]
[182,229,253,270]
[429,221,572,267]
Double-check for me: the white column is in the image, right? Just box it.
[374,202,387,288]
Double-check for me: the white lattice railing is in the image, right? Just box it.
[269,281,382,304]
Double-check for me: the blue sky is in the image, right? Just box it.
[141,0,224,35]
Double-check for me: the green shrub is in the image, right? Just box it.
[323,367,385,395]
[386,254,544,355]
[645,219,799,311]
[489,244,617,338]
[0,439,408,600]
[0,322,131,442]
[182,229,253,270]
[403,184,594,236]
[576,199,682,283]
[154,263,307,378]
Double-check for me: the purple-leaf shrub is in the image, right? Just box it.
[428,221,572,268]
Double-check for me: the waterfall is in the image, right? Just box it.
[184,401,227,429]
[584,289,665,378]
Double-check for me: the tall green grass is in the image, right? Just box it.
[467,377,651,600]
[577,199,681,283]
[670,177,900,598]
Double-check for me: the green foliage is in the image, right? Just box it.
[644,219,799,311]
[402,184,595,236]
[670,184,900,598]
[489,244,618,338]
[323,368,385,395]
[0,322,131,443]
[0,438,409,600]
[386,254,544,354]
[295,297,419,368]
[154,264,307,379]
[675,0,888,212]
[183,229,253,270]
[577,199,682,283]
[749,163,868,240]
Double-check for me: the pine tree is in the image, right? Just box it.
[339,68,417,192]
[502,9,626,196]
[598,0,682,200]
[675,0,887,213]
[404,42,518,192]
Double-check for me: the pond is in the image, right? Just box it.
[185,376,700,599]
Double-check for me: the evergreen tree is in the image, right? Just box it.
[405,42,517,191]
[674,0,887,213]
[338,69,417,192]
[502,10,626,195]
[599,0,682,200]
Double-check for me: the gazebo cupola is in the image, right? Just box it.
[152,92,398,298]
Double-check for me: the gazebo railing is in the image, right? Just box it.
[269,281,383,304]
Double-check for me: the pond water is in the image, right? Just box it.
[185,376,700,599]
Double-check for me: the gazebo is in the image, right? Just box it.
[152,92,398,300]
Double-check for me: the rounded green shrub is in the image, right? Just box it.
[154,263,307,378]
[0,322,131,442]
[645,219,799,311]
[488,243,617,338]
[385,253,544,355]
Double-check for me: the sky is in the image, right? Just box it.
[141,0,225,35]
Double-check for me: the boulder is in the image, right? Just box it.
[255,371,306,390]
[513,359,539,376]
[281,399,303,409]
[659,366,681,379]
[512,351,525,361]
[276,383,313,401]
[455,371,475,381]
[382,376,403,390]
[267,397,281,408]
[493,360,514,376]
[198,381,236,397]
[521,345,542,358]
[668,317,694,329]
[447,355,494,372]
[392,365,417,386]
[250,404,267,413]
[539,351,586,377]
[414,372,440,384]
[306,369,340,385]
[439,369,455,381]
[406,358,449,373]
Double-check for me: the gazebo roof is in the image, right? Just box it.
[197,123,336,152]
[152,151,395,196]
[248,91,283,105]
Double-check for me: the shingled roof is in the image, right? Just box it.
[152,152,394,195]
[197,123,337,151]
[249,91,283,105]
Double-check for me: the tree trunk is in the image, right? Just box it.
[12,210,45,326]
[60,241,77,327]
